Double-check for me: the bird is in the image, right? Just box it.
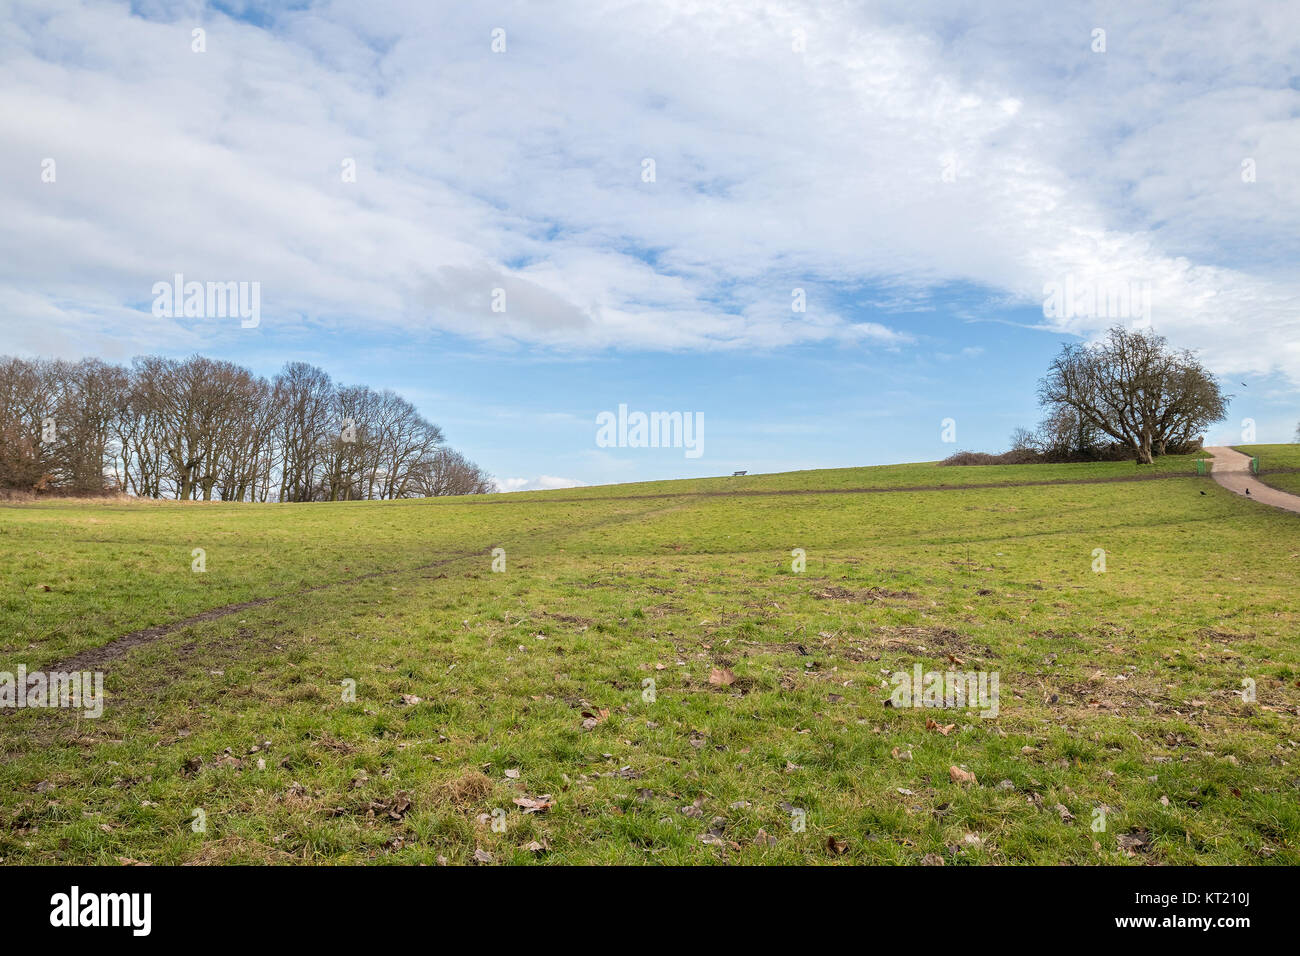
[1245,487,1251,496]
[1200,490,1207,495]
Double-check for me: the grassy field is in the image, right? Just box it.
[1238,443,1300,495]
[2,455,1297,865]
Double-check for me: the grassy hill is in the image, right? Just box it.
[1237,443,1300,495]
[1,455,1296,865]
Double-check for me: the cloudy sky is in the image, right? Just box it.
[2,0,1298,489]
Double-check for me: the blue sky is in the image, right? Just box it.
[2,1,1298,489]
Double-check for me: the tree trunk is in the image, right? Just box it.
[1137,431,1153,464]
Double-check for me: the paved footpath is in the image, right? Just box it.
[1204,446,1300,515]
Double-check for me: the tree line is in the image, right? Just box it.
[0,354,495,499]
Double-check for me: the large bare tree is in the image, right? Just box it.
[1038,327,1228,464]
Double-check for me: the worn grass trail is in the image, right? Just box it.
[1,456,1297,865]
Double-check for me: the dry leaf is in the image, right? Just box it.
[949,765,977,786]
[1117,830,1151,854]
[708,667,736,687]
[513,795,554,813]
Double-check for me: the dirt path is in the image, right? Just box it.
[49,547,493,674]
[45,498,691,675]
[1205,446,1300,515]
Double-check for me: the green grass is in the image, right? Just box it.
[2,457,1297,865]
[1237,443,1300,495]
[498,452,1210,501]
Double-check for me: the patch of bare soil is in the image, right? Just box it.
[642,602,687,619]
[543,611,596,627]
[875,625,979,658]
[812,585,916,601]
[1199,628,1256,644]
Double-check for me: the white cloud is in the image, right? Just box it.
[495,475,588,493]
[0,0,1296,379]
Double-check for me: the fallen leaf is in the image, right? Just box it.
[949,765,978,786]
[1117,830,1151,855]
[513,795,553,813]
[708,667,736,687]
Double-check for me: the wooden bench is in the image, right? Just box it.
[732,471,747,476]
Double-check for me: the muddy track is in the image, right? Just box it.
[51,547,493,673]
[45,497,689,675]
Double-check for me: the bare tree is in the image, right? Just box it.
[0,357,55,490]
[2,352,481,501]
[1039,327,1227,464]
[1008,426,1037,452]
[51,359,129,493]
[411,447,496,496]
[274,362,334,502]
